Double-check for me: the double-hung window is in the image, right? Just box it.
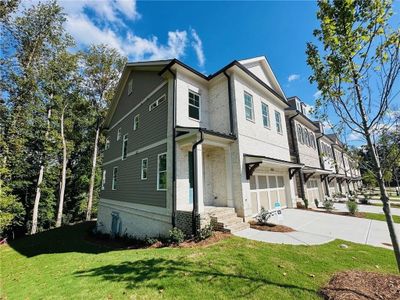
[297,124,303,144]
[101,170,106,190]
[275,111,282,133]
[188,91,200,120]
[133,114,139,131]
[112,167,118,190]
[244,92,254,121]
[141,158,148,180]
[261,102,270,128]
[117,128,121,141]
[122,134,128,160]
[157,153,167,191]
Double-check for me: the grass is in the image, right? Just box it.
[0,222,397,300]
[363,212,400,224]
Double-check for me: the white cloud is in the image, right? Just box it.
[288,74,300,82]
[114,0,141,20]
[191,29,205,67]
[313,90,322,99]
[347,132,363,142]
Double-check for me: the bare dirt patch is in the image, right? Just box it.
[178,232,231,248]
[320,270,400,300]
[248,221,295,232]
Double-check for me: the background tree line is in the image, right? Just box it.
[0,0,126,238]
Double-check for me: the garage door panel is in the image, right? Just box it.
[250,192,258,215]
[259,191,270,210]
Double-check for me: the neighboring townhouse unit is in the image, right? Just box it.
[97,56,362,239]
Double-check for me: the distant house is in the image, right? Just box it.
[97,56,362,238]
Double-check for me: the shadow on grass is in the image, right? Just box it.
[8,221,112,257]
[74,258,316,297]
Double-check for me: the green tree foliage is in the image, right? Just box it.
[306,0,400,271]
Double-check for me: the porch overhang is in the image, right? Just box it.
[244,154,303,179]
[176,126,236,148]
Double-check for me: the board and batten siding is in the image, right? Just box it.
[101,70,168,208]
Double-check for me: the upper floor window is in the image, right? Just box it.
[141,158,148,180]
[157,153,167,191]
[133,114,140,131]
[105,137,110,150]
[128,79,133,95]
[303,128,309,146]
[309,133,315,149]
[112,167,118,190]
[244,92,254,121]
[261,102,270,128]
[275,111,282,134]
[101,170,106,190]
[117,128,121,141]
[122,134,128,160]
[297,124,303,144]
[188,91,200,120]
[149,94,166,111]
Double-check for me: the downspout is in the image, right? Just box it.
[316,135,330,197]
[289,113,306,200]
[166,68,177,227]
[191,130,204,235]
[223,71,234,135]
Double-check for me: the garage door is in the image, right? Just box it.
[249,175,287,215]
[306,179,320,202]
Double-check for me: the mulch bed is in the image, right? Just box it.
[178,232,231,248]
[320,270,400,300]
[248,221,295,232]
[313,210,366,218]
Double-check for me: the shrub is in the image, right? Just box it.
[196,222,213,242]
[296,201,305,209]
[256,207,272,224]
[360,194,370,205]
[168,227,185,245]
[347,200,358,215]
[314,199,319,208]
[323,199,334,212]
[303,198,309,209]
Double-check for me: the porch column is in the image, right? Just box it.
[225,146,234,207]
[195,144,205,214]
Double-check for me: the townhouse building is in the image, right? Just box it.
[97,56,362,238]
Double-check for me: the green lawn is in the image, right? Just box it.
[0,222,397,300]
[364,212,400,224]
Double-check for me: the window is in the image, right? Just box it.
[303,128,309,146]
[133,114,139,131]
[309,133,315,148]
[101,170,106,190]
[122,134,128,160]
[117,128,121,141]
[149,94,166,111]
[157,153,167,190]
[275,111,282,133]
[188,91,200,120]
[112,167,118,190]
[128,79,133,95]
[244,92,254,121]
[105,137,110,150]
[261,102,270,128]
[141,158,148,180]
[297,124,303,144]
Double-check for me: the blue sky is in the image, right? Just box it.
[25,0,399,145]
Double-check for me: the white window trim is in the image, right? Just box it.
[157,152,167,191]
[128,79,133,95]
[261,102,270,129]
[133,114,140,131]
[105,137,110,150]
[149,94,166,111]
[101,170,106,190]
[117,128,121,141]
[244,91,255,122]
[188,90,201,121]
[112,167,118,190]
[141,158,148,180]
[121,134,128,160]
[275,110,283,134]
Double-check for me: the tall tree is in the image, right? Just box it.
[80,45,125,221]
[307,0,400,270]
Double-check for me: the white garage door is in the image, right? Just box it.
[306,179,321,202]
[249,174,287,215]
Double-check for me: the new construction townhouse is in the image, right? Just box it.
[97,56,362,238]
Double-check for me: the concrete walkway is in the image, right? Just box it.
[234,209,400,250]
[334,202,400,216]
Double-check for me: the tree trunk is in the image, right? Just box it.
[86,124,100,221]
[31,107,51,234]
[56,106,67,227]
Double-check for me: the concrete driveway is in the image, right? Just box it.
[234,209,400,250]
[334,202,400,216]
